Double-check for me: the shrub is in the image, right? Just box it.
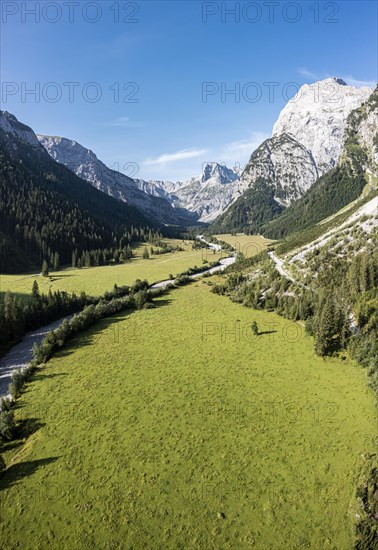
[131,279,149,293]
[0,411,16,440]
[134,290,149,309]
[8,369,25,398]
[174,275,192,286]
[0,397,12,412]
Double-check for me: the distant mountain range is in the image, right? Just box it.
[37,134,241,224]
[35,77,375,233]
[37,135,196,226]
[1,76,376,274]
[136,163,241,222]
[0,111,160,273]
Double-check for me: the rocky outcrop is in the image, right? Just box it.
[0,110,44,150]
[236,133,319,205]
[342,85,378,176]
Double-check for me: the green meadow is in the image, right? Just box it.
[215,234,275,257]
[0,240,223,301]
[0,280,375,549]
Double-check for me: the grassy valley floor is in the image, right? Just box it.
[215,234,275,257]
[0,280,376,549]
[0,240,223,302]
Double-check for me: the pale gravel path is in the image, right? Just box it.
[150,256,236,289]
[0,314,74,398]
[268,251,309,289]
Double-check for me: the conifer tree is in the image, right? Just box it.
[85,251,91,268]
[72,250,78,268]
[315,298,337,356]
[32,280,40,300]
[251,321,259,335]
[41,260,49,277]
[53,252,60,271]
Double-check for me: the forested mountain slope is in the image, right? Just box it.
[0,112,160,273]
[38,135,192,226]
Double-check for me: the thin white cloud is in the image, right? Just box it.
[298,68,320,79]
[144,148,208,166]
[298,68,376,89]
[220,132,269,160]
[207,132,269,172]
[139,133,269,181]
[340,75,376,88]
[105,117,145,128]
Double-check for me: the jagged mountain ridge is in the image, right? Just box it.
[213,78,374,231]
[136,163,241,222]
[0,110,157,273]
[37,135,192,226]
[262,85,378,240]
[140,78,373,226]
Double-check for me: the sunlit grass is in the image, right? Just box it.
[215,234,275,257]
[0,239,222,300]
[0,281,375,549]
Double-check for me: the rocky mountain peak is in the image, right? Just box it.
[201,162,239,184]
[272,78,373,175]
[37,135,114,177]
[0,110,43,149]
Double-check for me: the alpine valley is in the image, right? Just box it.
[1,74,377,550]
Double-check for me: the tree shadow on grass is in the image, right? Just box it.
[0,456,60,491]
[48,274,75,280]
[258,330,278,336]
[0,417,45,454]
[151,298,173,309]
[1,439,23,453]
[17,417,45,439]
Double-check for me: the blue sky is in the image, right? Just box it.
[1,0,377,180]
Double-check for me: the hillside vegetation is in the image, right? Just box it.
[0,137,161,274]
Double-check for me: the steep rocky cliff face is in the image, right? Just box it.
[262,86,378,240]
[237,78,372,205]
[236,133,319,206]
[213,78,374,232]
[272,77,372,175]
[341,85,378,178]
[37,136,187,225]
